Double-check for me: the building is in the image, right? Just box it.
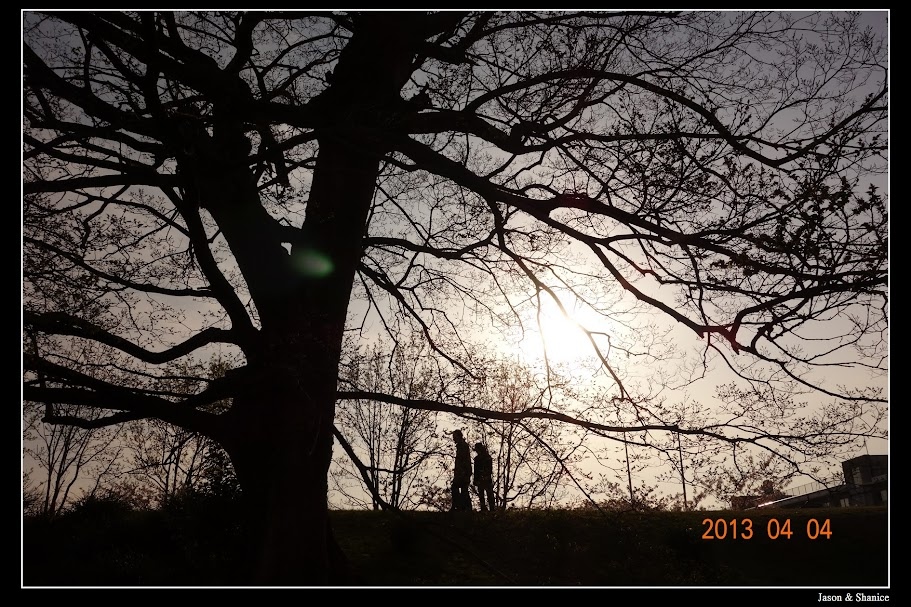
[732,454,888,510]
[759,454,887,509]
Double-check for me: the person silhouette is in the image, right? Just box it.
[450,430,472,511]
[473,442,496,512]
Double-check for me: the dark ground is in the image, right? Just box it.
[22,503,888,587]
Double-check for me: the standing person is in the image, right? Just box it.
[473,442,496,512]
[450,430,472,511]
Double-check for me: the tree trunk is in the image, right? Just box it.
[226,389,347,585]
[213,125,386,586]
[219,138,380,583]
[208,14,427,585]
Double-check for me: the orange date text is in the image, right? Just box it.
[700,517,832,540]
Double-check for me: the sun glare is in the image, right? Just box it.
[517,297,597,367]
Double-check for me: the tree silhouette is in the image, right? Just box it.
[23,11,887,584]
[23,340,127,519]
[119,358,234,507]
[332,338,446,510]
[469,360,586,510]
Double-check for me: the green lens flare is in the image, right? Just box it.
[292,249,334,278]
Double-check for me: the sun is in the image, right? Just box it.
[515,296,596,368]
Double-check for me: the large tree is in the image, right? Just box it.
[22,11,887,584]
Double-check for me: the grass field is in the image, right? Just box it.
[22,504,888,587]
[332,507,889,587]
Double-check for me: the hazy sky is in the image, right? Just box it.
[22,10,889,512]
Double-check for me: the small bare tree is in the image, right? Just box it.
[120,358,234,506]
[466,360,589,510]
[333,338,447,510]
[24,400,125,518]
